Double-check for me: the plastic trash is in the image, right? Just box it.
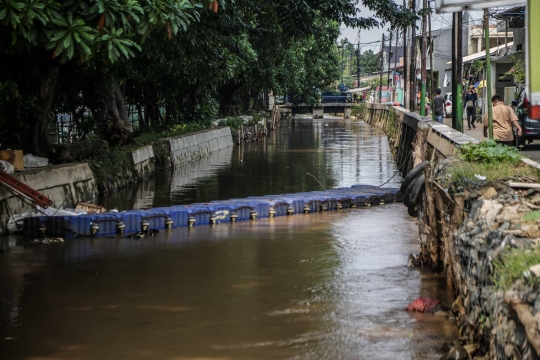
[23,154,48,168]
[405,297,440,313]
[0,160,14,173]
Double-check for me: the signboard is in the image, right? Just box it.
[435,0,525,13]
[529,0,540,119]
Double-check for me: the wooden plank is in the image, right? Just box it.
[509,182,540,189]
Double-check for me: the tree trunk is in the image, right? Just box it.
[26,65,60,155]
[91,70,132,145]
[219,82,243,116]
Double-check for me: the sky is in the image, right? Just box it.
[338,1,485,54]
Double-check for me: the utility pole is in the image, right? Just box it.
[393,29,399,102]
[340,45,344,87]
[379,33,385,103]
[452,12,463,132]
[409,0,417,112]
[357,30,361,88]
[403,0,409,108]
[386,30,393,103]
[485,9,493,139]
[428,2,435,119]
[420,0,427,116]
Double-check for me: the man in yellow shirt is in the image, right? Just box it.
[483,94,522,146]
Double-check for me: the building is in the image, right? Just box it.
[448,6,525,106]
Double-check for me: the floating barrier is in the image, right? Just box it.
[23,185,402,239]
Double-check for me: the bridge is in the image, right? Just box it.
[281,102,360,118]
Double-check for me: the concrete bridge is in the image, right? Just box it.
[281,103,357,119]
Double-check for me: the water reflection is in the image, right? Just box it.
[0,207,456,359]
[101,117,401,211]
[0,116,456,359]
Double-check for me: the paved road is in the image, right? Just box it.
[442,117,540,162]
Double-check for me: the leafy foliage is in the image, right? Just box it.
[0,0,418,152]
[0,0,198,63]
[499,55,526,85]
[457,140,522,164]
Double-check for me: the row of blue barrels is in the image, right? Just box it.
[23,186,401,239]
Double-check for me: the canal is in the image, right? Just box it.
[0,116,457,359]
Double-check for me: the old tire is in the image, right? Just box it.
[409,174,426,205]
[400,161,430,195]
[407,175,425,217]
[408,199,418,217]
[403,178,416,207]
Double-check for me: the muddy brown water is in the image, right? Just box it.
[0,116,457,359]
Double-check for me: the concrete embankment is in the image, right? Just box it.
[155,127,233,168]
[359,102,540,359]
[0,127,234,232]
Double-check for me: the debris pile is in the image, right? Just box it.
[28,237,64,245]
[438,176,540,358]
[231,124,267,144]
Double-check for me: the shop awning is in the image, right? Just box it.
[446,42,514,65]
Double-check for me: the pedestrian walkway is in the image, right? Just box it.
[443,118,484,141]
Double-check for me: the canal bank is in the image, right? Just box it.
[0,127,235,233]
[0,115,458,359]
[360,102,540,359]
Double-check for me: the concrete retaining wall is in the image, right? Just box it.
[157,127,233,169]
[0,163,97,229]
[360,103,478,173]
[130,145,154,179]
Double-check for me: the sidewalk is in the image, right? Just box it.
[442,118,484,142]
[442,117,540,162]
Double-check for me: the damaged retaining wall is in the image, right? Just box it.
[359,102,540,359]
[0,163,97,230]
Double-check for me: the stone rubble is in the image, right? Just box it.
[428,160,540,359]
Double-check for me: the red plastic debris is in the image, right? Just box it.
[405,297,440,313]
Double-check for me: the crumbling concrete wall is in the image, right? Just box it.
[0,163,97,230]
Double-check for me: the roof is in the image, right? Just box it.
[345,86,371,93]
[446,42,514,64]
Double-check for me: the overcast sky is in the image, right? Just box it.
[338,2,485,53]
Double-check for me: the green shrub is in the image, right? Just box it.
[135,123,205,145]
[217,117,245,131]
[457,140,522,163]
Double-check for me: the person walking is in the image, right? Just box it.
[483,94,522,146]
[464,85,478,130]
[433,88,445,123]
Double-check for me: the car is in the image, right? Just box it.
[515,89,540,146]
[443,92,452,117]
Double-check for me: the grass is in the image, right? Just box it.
[493,246,540,290]
[446,162,540,186]
[522,210,540,223]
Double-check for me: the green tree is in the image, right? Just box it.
[0,0,416,153]
[360,49,383,75]
[0,0,200,152]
